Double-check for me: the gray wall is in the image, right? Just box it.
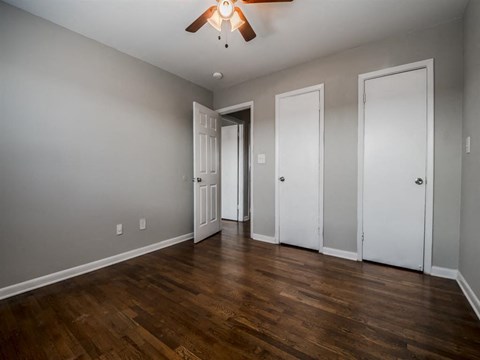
[214,20,464,269]
[460,0,480,298]
[0,2,212,288]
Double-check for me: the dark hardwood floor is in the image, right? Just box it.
[1,221,479,359]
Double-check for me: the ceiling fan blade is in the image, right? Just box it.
[241,0,293,3]
[186,6,217,33]
[234,8,256,42]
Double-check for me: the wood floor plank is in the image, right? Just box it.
[0,220,479,359]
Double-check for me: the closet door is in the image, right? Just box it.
[362,69,427,271]
[277,89,322,250]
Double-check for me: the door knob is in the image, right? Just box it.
[415,178,424,185]
[193,177,203,183]
[279,177,285,182]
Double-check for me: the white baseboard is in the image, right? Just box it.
[457,272,480,320]
[323,247,358,261]
[251,233,277,244]
[430,266,458,280]
[0,232,193,301]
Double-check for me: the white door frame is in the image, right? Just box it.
[357,59,435,274]
[275,84,325,252]
[216,101,254,236]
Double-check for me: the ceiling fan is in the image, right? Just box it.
[186,0,293,42]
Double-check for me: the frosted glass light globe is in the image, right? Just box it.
[218,0,235,19]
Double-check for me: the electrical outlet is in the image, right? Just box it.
[139,218,146,230]
[116,224,123,236]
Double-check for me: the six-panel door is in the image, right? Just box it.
[194,102,221,243]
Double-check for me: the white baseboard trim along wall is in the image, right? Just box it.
[0,233,193,301]
[251,233,277,244]
[322,247,358,261]
[457,272,480,320]
[430,266,458,279]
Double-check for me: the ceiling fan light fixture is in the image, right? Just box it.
[230,11,245,32]
[218,0,235,19]
[186,0,294,43]
[207,9,223,31]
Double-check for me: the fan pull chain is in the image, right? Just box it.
[216,23,229,49]
[224,24,229,48]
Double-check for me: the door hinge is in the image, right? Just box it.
[362,232,365,242]
[363,92,367,104]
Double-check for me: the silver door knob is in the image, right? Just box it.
[279,177,285,182]
[193,177,202,183]
[415,178,424,185]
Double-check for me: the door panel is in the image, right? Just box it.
[362,69,427,271]
[210,184,218,221]
[194,103,221,243]
[277,91,321,250]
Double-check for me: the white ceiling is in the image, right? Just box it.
[5,0,468,90]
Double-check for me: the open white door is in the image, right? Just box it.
[193,102,221,243]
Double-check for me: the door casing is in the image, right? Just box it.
[357,59,435,274]
[275,84,325,252]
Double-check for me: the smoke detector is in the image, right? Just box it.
[213,72,224,80]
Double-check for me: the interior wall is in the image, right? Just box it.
[214,20,464,269]
[0,2,212,288]
[459,0,480,298]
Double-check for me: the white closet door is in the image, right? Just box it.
[362,69,427,271]
[277,90,321,250]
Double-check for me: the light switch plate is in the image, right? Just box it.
[116,224,123,236]
[139,218,146,230]
[257,154,266,164]
[466,136,471,154]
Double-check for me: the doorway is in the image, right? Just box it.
[357,60,434,273]
[194,102,253,242]
[221,115,250,223]
[217,103,253,233]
